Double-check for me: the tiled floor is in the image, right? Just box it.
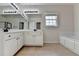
[16,43,78,56]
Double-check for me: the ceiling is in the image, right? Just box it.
[0,3,75,6]
[0,3,10,6]
[0,3,75,10]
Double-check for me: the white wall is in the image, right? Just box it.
[26,5,74,43]
[74,4,79,32]
[43,5,74,43]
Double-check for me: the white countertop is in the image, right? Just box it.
[0,29,42,33]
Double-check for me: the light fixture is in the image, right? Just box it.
[24,9,39,14]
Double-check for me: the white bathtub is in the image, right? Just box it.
[60,32,79,40]
[59,32,79,55]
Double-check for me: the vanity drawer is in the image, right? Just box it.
[4,33,15,40]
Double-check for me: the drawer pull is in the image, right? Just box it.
[8,35,11,37]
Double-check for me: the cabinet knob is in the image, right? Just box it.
[8,35,11,37]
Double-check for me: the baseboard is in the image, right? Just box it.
[44,42,59,44]
[23,44,43,47]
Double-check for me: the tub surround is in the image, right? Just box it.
[60,32,79,55]
[60,32,79,40]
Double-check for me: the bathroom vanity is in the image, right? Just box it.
[24,30,43,46]
[0,13,43,56]
[0,31,24,56]
[0,30,43,56]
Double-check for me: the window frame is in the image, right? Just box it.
[45,14,58,27]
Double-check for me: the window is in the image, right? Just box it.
[45,14,58,27]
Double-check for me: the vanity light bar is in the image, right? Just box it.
[24,10,39,14]
[3,10,18,14]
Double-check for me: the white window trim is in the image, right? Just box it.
[45,14,58,27]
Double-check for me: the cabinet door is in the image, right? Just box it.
[24,32,34,45]
[34,35,43,46]
[26,35,34,45]
[4,38,17,56]
[65,38,74,50]
[17,33,23,50]
[20,33,24,46]
[31,31,43,46]
[24,31,43,46]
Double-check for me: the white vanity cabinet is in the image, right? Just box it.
[24,31,43,46]
[2,32,23,56]
[24,32,34,45]
[0,30,43,56]
[3,33,17,56]
[4,37,17,56]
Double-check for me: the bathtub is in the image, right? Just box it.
[60,32,79,40]
[59,32,79,55]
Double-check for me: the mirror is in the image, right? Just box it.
[28,14,42,30]
[19,22,24,29]
[36,22,41,30]
[1,14,28,30]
